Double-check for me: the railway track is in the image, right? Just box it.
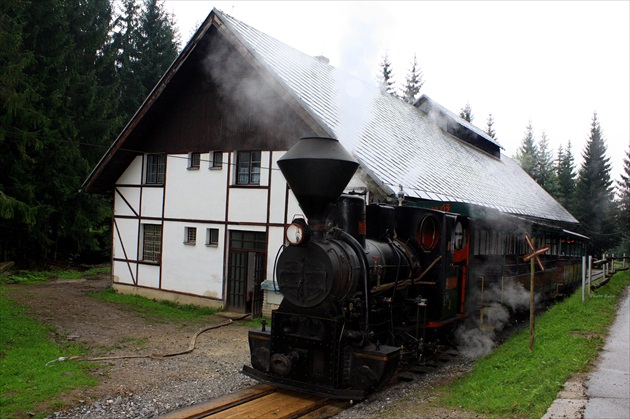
[159,384,351,419]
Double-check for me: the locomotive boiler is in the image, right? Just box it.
[242,137,472,399]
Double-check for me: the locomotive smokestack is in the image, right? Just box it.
[278,137,359,227]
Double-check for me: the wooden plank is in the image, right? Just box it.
[208,390,327,419]
[299,400,351,418]
[160,384,276,419]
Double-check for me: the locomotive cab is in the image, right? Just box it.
[394,207,471,325]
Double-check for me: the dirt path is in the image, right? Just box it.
[4,275,252,409]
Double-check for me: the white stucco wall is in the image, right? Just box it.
[160,221,225,298]
[115,187,141,216]
[117,156,143,185]
[163,153,228,221]
[112,218,139,261]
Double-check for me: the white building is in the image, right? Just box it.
[82,9,578,317]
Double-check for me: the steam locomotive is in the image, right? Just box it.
[242,137,585,399]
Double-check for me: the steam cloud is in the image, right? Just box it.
[455,279,535,359]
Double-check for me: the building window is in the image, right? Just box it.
[236,151,261,185]
[206,228,219,246]
[142,224,162,262]
[185,227,197,244]
[188,152,201,169]
[146,154,166,184]
[210,151,223,169]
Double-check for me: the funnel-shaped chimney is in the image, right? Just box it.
[278,137,359,224]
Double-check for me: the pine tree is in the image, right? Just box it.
[136,0,180,93]
[555,141,577,214]
[515,122,538,180]
[67,0,121,167]
[378,51,396,95]
[113,0,179,121]
[0,0,115,263]
[402,54,424,104]
[113,0,144,120]
[485,113,497,141]
[0,0,39,261]
[615,144,630,254]
[574,112,616,255]
[459,103,474,122]
[536,131,557,194]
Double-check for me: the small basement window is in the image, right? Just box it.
[206,228,219,246]
[185,227,197,245]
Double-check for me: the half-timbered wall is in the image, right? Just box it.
[110,144,325,311]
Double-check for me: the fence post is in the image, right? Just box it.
[588,255,592,296]
[582,256,586,302]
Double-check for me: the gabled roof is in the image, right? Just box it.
[217,11,576,224]
[82,9,577,225]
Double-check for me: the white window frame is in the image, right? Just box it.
[206,228,219,246]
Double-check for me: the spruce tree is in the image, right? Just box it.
[555,142,577,214]
[378,52,396,96]
[574,112,616,255]
[113,0,144,120]
[459,103,474,122]
[0,0,115,263]
[402,54,424,104]
[485,113,497,141]
[136,0,180,93]
[615,144,630,254]
[515,122,538,180]
[113,0,179,121]
[537,131,557,195]
[0,0,38,261]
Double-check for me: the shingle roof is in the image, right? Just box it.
[218,10,577,225]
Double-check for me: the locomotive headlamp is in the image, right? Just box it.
[286,218,309,245]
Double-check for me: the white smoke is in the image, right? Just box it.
[333,7,387,153]
[455,279,535,359]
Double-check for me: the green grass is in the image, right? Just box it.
[0,290,97,418]
[1,266,110,284]
[435,270,630,418]
[89,287,220,322]
[243,316,272,328]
